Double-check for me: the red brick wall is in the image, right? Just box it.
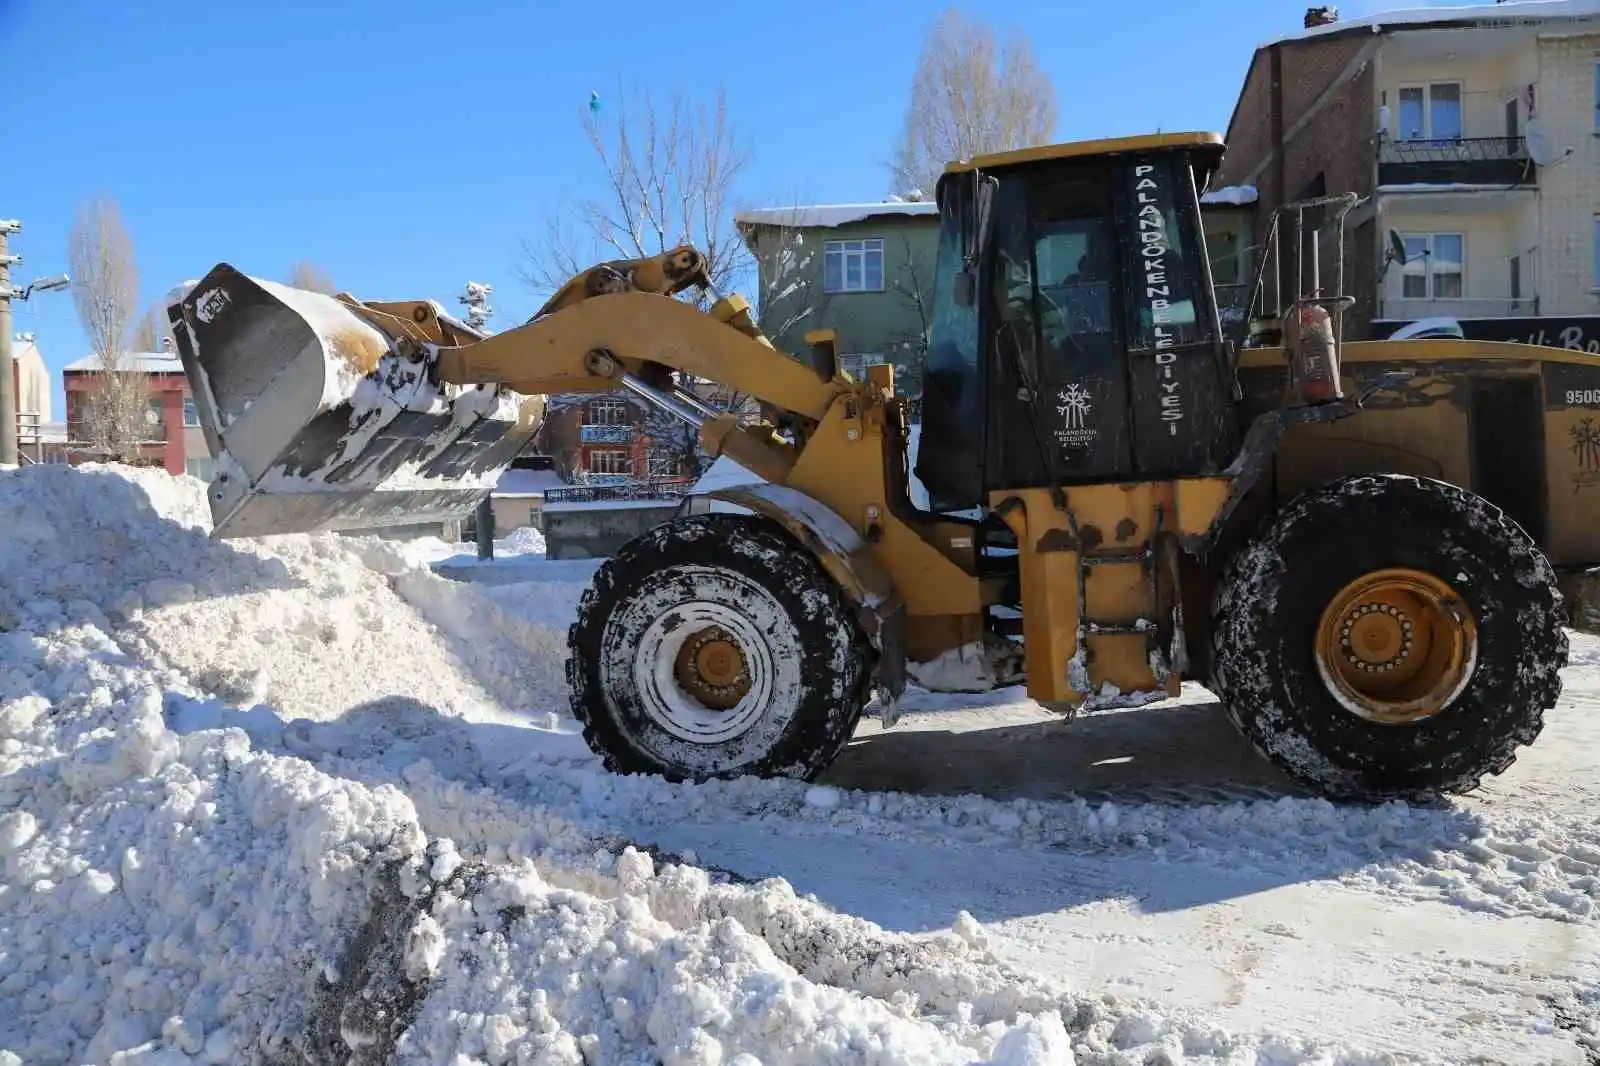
[63,370,190,471]
[1218,31,1381,337]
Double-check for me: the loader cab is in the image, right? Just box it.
[915,133,1241,514]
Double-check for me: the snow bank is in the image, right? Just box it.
[0,463,1575,1064]
[0,618,428,1063]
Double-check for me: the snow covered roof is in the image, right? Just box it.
[1200,184,1258,207]
[493,468,567,497]
[11,333,43,364]
[62,351,185,374]
[734,202,938,230]
[1266,0,1600,46]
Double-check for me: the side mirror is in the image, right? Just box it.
[953,269,976,308]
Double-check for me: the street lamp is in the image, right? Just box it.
[1,218,73,465]
[11,273,71,301]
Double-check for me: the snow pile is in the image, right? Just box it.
[501,524,547,555]
[0,464,1124,1066]
[0,463,1567,1064]
[0,619,428,1063]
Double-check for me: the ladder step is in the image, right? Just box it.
[1081,550,1153,566]
[1085,622,1155,636]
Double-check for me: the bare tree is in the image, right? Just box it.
[887,234,935,399]
[517,81,752,303]
[890,6,1058,198]
[521,82,760,483]
[130,306,161,352]
[69,197,153,464]
[741,203,837,348]
[289,261,339,295]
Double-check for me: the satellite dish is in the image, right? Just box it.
[1382,230,1408,275]
[1527,119,1555,166]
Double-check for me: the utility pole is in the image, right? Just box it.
[0,219,71,466]
[462,281,496,559]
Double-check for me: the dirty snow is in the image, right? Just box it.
[1,462,1597,1065]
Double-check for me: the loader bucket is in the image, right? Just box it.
[167,264,544,539]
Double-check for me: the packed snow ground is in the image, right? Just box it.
[1,463,1596,1065]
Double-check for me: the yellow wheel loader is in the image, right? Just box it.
[167,131,1586,801]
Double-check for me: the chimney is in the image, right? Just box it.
[1305,5,1338,27]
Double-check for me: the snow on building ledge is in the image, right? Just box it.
[1265,0,1600,47]
[62,351,186,375]
[492,468,568,498]
[1200,184,1258,207]
[734,202,939,231]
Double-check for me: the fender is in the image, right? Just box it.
[705,481,908,709]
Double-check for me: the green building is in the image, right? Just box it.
[734,201,940,396]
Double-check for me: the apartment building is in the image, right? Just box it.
[61,341,214,478]
[1215,0,1600,346]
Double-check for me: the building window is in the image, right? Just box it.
[183,395,200,427]
[587,448,632,476]
[146,397,163,427]
[840,353,888,380]
[1397,83,1463,141]
[823,239,885,293]
[1400,233,1464,299]
[586,398,629,425]
[186,457,215,482]
[1594,63,1600,131]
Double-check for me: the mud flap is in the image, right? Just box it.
[167,264,543,539]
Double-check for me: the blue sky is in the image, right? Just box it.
[7,0,1427,416]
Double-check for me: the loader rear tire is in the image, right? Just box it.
[1209,474,1568,801]
[566,513,874,783]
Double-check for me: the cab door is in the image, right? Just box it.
[985,166,1136,490]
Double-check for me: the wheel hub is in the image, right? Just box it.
[1314,568,1478,725]
[674,626,751,711]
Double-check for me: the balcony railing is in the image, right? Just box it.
[1378,296,1540,321]
[1378,136,1535,187]
[579,423,635,444]
[544,477,694,506]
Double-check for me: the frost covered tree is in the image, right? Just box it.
[743,204,836,350]
[887,235,936,399]
[69,197,154,464]
[288,261,338,295]
[130,307,161,353]
[890,6,1058,199]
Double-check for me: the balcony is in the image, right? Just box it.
[579,423,635,444]
[1378,136,1535,188]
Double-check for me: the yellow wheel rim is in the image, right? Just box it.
[673,626,752,711]
[1313,568,1478,725]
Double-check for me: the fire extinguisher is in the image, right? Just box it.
[1284,301,1344,403]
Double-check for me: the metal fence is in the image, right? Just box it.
[544,477,694,505]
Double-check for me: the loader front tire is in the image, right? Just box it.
[566,513,873,783]
[1210,474,1568,801]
